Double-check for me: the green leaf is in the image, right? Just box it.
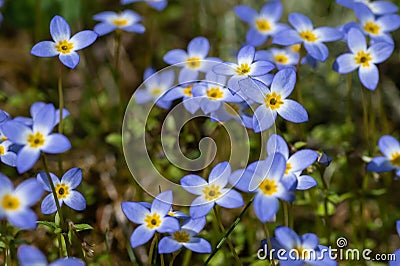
[74,224,94,232]
[37,221,58,232]
[105,133,122,149]
[293,141,307,149]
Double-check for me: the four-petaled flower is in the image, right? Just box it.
[121,190,180,248]
[93,10,145,36]
[31,15,98,69]
[158,216,212,254]
[333,28,393,90]
[255,47,299,69]
[37,168,86,214]
[1,103,71,173]
[18,245,84,266]
[180,161,244,218]
[367,135,400,177]
[0,174,43,230]
[273,13,343,62]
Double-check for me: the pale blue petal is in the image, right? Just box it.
[122,24,145,33]
[30,101,46,117]
[278,99,308,123]
[369,42,394,63]
[61,168,82,189]
[273,30,302,46]
[184,238,212,253]
[234,5,258,24]
[238,45,255,65]
[15,178,43,207]
[213,62,237,76]
[252,106,276,133]
[253,74,274,86]
[50,15,71,42]
[182,217,206,233]
[366,156,394,172]
[359,64,378,90]
[18,245,48,266]
[238,78,268,104]
[246,28,268,46]
[260,1,282,21]
[151,190,173,216]
[378,135,400,158]
[33,103,55,135]
[70,30,98,50]
[255,50,272,61]
[287,150,318,173]
[188,37,209,58]
[93,11,116,21]
[255,153,286,182]
[17,146,40,174]
[55,108,70,126]
[209,161,230,187]
[389,249,400,266]
[201,99,221,114]
[314,27,343,42]
[147,0,167,11]
[354,3,374,23]
[296,175,317,190]
[94,23,117,36]
[229,168,252,192]
[397,220,400,235]
[301,233,319,249]
[121,202,150,224]
[51,257,85,266]
[216,189,244,208]
[333,53,358,74]
[371,1,398,15]
[158,236,182,254]
[7,208,38,230]
[270,68,296,98]
[41,194,57,214]
[157,216,180,233]
[275,226,300,249]
[31,41,58,57]
[254,193,279,223]
[42,134,71,154]
[64,191,86,211]
[347,28,367,53]
[281,174,298,191]
[190,197,214,218]
[135,90,152,104]
[37,172,59,192]
[59,52,80,69]
[130,224,155,248]
[164,49,188,65]
[304,42,329,62]
[181,174,207,195]
[288,13,314,32]
[266,134,289,159]
[183,97,201,114]
[2,121,31,145]
[1,152,17,167]
[250,60,275,76]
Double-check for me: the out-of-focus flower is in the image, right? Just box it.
[121,0,168,11]
[213,45,275,92]
[240,68,308,133]
[389,220,400,266]
[0,174,43,229]
[210,101,254,129]
[121,190,180,248]
[273,13,343,62]
[0,141,17,167]
[93,10,145,36]
[234,1,289,46]
[367,135,400,177]
[333,28,393,90]
[255,47,299,69]
[158,217,212,254]
[336,0,398,15]
[18,245,84,266]
[31,15,98,69]
[37,168,86,214]
[181,161,244,218]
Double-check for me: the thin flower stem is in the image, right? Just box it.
[148,234,157,266]
[57,66,64,175]
[114,30,124,121]
[346,74,352,126]
[282,201,289,227]
[212,206,241,265]
[361,87,370,154]
[317,165,331,243]
[169,250,181,266]
[262,223,274,266]
[182,250,192,266]
[3,221,12,266]
[205,197,255,265]
[42,154,71,256]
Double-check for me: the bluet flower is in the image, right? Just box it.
[210,101,254,129]
[37,168,86,214]
[255,47,299,69]
[121,0,168,11]
[366,135,400,177]
[213,45,275,92]
[31,15,98,69]
[180,161,244,218]
[333,28,393,90]
[0,141,17,167]
[93,10,145,36]
[234,1,289,46]
[389,220,400,266]
[273,13,343,62]
[158,216,212,254]
[1,104,71,173]
[121,190,180,248]
[0,174,43,229]
[18,245,84,266]
[336,0,398,15]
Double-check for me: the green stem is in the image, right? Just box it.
[169,250,181,266]
[114,30,124,121]
[318,165,330,243]
[204,196,254,265]
[42,154,71,256]
[262,223,274,266]
[182,250,192,266]
[346,74,352,126]
[283,201,289,227]
[57,66,64,175]
[361,87,370,155]
[148,235,157,266]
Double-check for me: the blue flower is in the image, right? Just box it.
[255,47,299,69]
[121,190,180,248]
[0,174,43,230]
[37,168,86,214]
[239,68,308,133]
[164,37,222,80]
[267,134,318,190]
[234,1,289,46]
[389,220,400,266]
[271,226,337,266]
[336,0,398,15]
[273,13,343,62]
[121,0,168,11]
[31,15,98,69]
[366,135,400,177]
[353,3,400,44]
[333,28,393,90]
[180,161,244,218]
[1,104,71,173]
[93,10,145,36]
[229,153,294,223]
[0,0,3,25]
[210,101,254,129]
[135,67,175,109]
[158,216,212,254]
[0,141,17,167]
[18,244,84,266]
[213,45,275,92]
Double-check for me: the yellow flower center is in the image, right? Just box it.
[299,30,318,42]
[55,40,74,54]
[55,184,70,199]
[391,152,400,167]
[168,211,176,216]
[1,136,7,141]
[285,162,292,175]
[203,184,222,201]
[1,194,20,211]
[255,18,271,32]
[151,88,162,96]
[236,63,251,75]
[186,57,201,69]
[265,92,284,110]
[206,87,224,100]
[27,132,45,148]
[259,179,278,196]
[274,54,289,64]
[291,44,301,53]
[183,85,193,97]
[294,246,309,260]
[112,18,128,27]
[354,50,372,67]
[364,21,380,35]
[173,230,191,243]
[0,145,4,156]
[144,213,162,229]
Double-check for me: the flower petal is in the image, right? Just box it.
[347,28,367,53]
[188,37,209,58]
[41,194,57,214]
[252,106,276,133]
[304,42,329,62]
[15,178,43,207]
[246,28,268,47]
[359,64,378,90]
[270,68,296,98]
[266,134,289,159]
[158,236,182,254]
[190,197,214,218]
[273,30,302,46]
[70,30,98,51]
[369,42,394,64]
[314,27,343,42]
[121,201,150,224]
[237,45,255,65]
[94,23,117,36]
[213,62,237,76]
[61,168,82,189]
[371,1,398,15]
[287,150,318,173]
[16,146,40,174]
[333,53,358,74]
[50,16,71,42]
[250,60,275,76]
[260,1,282,21]
[278,99,308,123]
[59,52,80,69]
[184,238,212,253]
[296,175,317,190]
[130,224,155,248]
[366,156,394,172]
[31,41,58,57]
[216,189,244,209]
[164,49,188,65]
[1,121,31,145]
[234,5,258,24]
[37,172,59,192]
[33,103,55,135]
[253,193,279,223]
[182,216,206,233]
[42,134,71,154]
[151,190,173,216]
[181,174,208,195]
[354,3,375,23]
[157,216,180,233]
[122,24,145,34]
[64,191,86,211]
[289,13,314,32]
[378,135,400,158]
[18,245,48,266]
[51,258,85,266]
[275,226,301,250]
[7,208,38,230]
[209,161,231,187]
